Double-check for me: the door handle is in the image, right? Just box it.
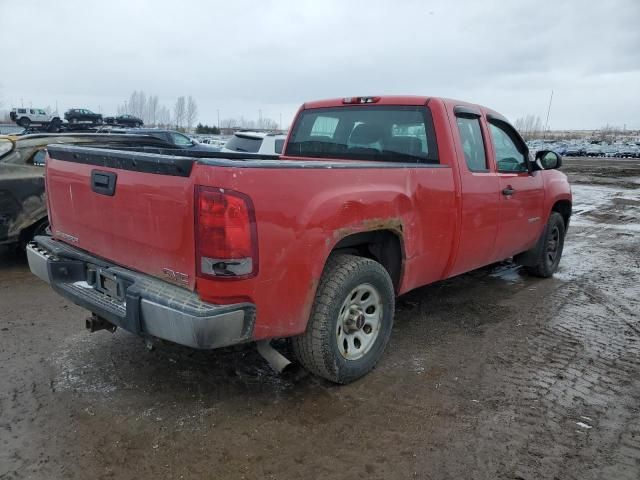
[502,186,515,196]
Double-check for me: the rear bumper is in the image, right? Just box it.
[27,236,255,349]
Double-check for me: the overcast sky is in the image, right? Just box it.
[1,0,639,130]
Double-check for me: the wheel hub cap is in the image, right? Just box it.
[336,283,383,361]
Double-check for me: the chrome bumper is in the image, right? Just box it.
[27,237,255,349]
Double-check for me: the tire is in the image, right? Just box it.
[18,117,31,127]
[18,218,49,251]
[47,118,61,132]
[525,212,566,278]
[292,254,395,384]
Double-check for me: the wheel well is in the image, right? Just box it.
[18,217,48,246]
[331,230,403,291]
[552,200,572,229]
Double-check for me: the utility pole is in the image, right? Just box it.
[279,113,282,131]
[217,109,220,129]
[543,90,554,139]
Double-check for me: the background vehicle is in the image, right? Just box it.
[585,144,602,157]
[615,144,639,158]
[64,109,103,125]
[110,128,221,151]
[602,144,618,157]
[0,133,177,249]
[222,131,287,154]
[9,107,62,130]
[104,114,144,127]
[28,96,571,384]
[564,144,584,156]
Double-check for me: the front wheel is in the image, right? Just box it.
[525,212,566,278]
[292,254,395,384]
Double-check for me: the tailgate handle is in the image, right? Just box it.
[91,170,117,196]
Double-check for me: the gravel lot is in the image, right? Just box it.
[1,157,639,479]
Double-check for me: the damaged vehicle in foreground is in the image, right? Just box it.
[27,96,572,384]
[0,133,178,250]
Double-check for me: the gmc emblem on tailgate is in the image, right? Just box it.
[55,230,79,243]
[162,268,189,286]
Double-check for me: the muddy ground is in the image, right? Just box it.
[1,157,639,479]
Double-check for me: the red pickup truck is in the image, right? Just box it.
[27,96,571,384]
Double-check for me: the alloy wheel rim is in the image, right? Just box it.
[336,283,382,361]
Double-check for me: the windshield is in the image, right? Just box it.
[225,134,263,153]
[285,105,439,163]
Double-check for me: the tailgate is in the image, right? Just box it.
[45,145,197,290]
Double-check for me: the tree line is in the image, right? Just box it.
[514,115,544,141]
[117,90,198,131]
[218,116,280,130]
[195,123,221,134]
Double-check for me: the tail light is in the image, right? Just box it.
[195,186,258,279]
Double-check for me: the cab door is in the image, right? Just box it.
[448,106,501,276]
[36,109,48,123]
[487,118,545,260]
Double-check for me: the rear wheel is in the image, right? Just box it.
[525,212,566,278]
[292,254,395,384]
[18,117,30,127]
[47,118,62,132]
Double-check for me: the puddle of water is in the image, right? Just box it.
[489,264,524,284]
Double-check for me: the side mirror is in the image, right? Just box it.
[535,150,562,170]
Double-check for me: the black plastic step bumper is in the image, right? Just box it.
[27,236,255,349]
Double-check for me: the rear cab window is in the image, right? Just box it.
[285,105,439,163]
[455,116,488,172]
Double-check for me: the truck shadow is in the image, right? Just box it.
[49,260,545,413]
[0,245,27,269]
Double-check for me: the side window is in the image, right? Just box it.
[489,122,528,172]
[274,139,285,154]
[455,116,487,171]
[32,150,47,166]
[169,132,193,147]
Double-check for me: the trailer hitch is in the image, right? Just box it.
[85,314,117,333]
